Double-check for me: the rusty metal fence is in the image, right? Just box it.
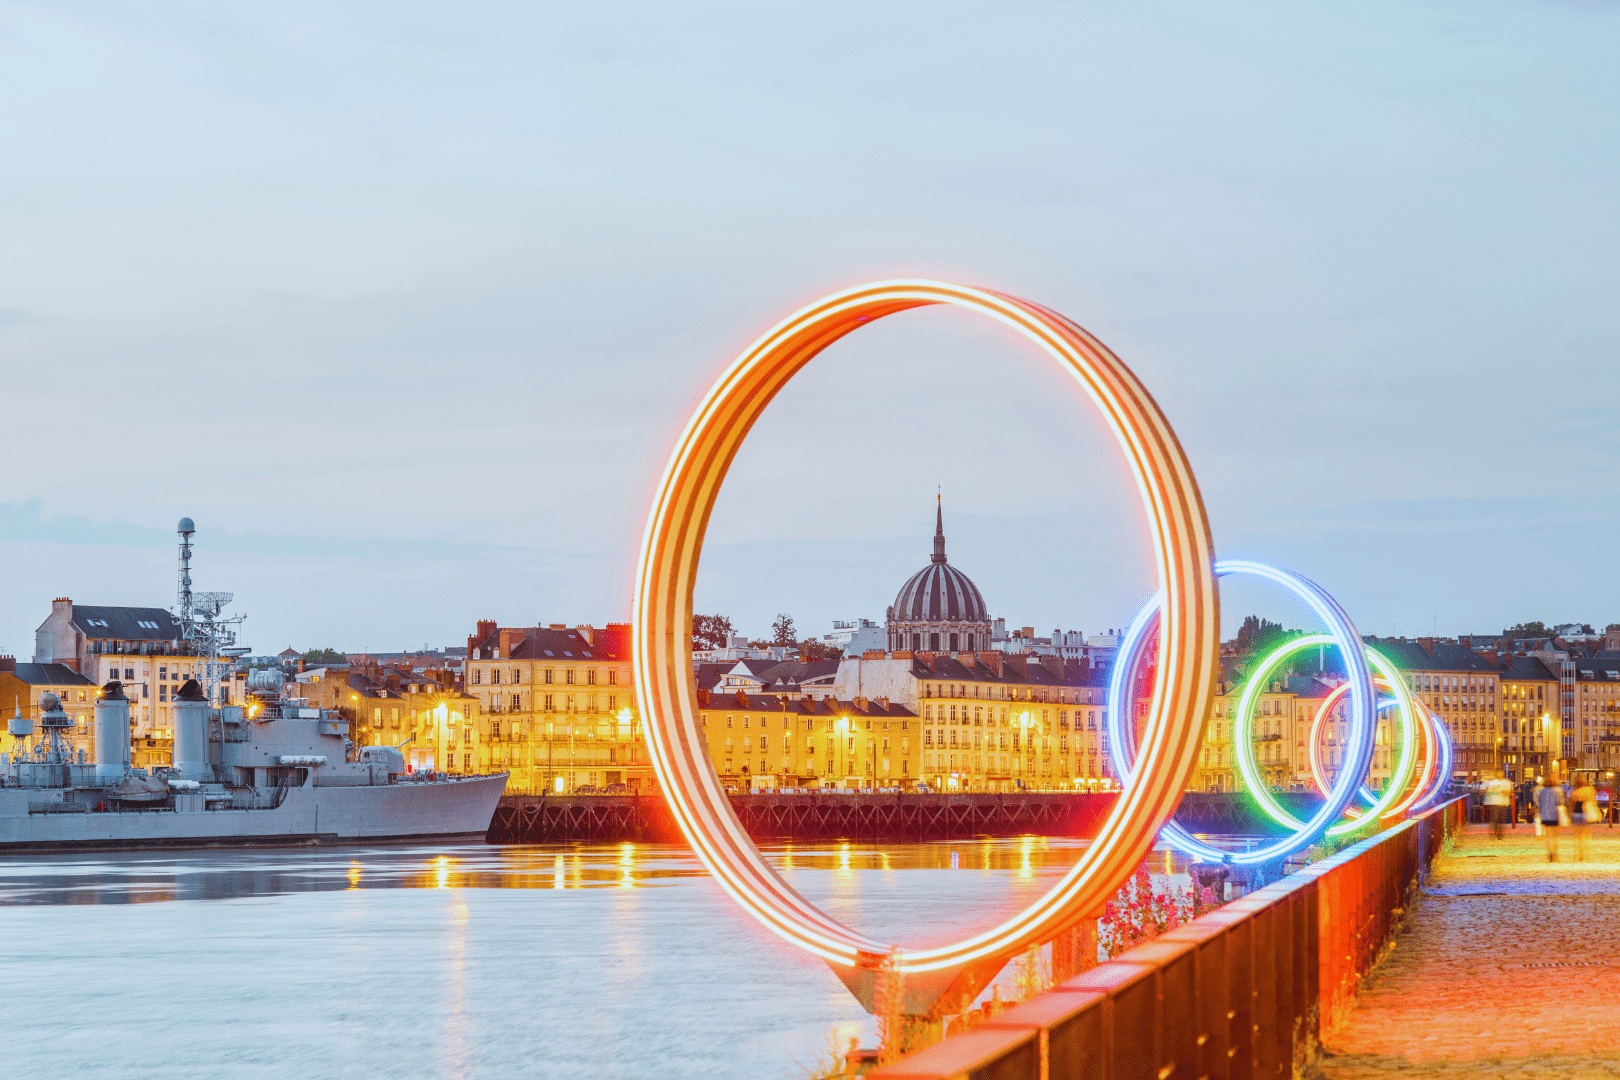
[869,796,1465,1080]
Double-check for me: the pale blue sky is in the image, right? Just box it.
[2,1,1617,656]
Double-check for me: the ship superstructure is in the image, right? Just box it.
[0,519,505,850]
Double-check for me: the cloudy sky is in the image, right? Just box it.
[2,1,1616,657]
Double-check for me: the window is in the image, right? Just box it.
[609,669,619,686]
[511,669,521,683]
[566,670,576,685]
[472,669,482,685]
[544,694,553,711]
[587,669,597,685]
[491,669,502,685]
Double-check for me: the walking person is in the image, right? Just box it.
[1537,778,1567,862]
[1483,772,1512,839]
[1570,776,1599,862]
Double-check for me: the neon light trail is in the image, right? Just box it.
[632,281,1452,1017]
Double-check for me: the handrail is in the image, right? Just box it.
[869,796,1465,1079]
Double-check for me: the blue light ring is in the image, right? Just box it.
[1107,560,1376,866]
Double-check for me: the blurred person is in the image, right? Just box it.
[1483,772,1512,838]
[1530,776,1546,837]
[1537,779,1567,862]
[1570,777,1599,862]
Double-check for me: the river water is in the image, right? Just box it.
[0,838,1233,1079]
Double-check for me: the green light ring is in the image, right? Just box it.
[1230,638,1421,834]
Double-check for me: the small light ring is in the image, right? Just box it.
[1107,560,1375,866]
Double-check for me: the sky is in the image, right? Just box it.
[1,1,1617,658]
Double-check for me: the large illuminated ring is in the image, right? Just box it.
[1107,560,1374,866]
[1233,639,1421,837]
[633,281,1218,989]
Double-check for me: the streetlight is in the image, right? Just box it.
[836,717,849,791]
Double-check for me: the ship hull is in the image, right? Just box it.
[0,773,508,852]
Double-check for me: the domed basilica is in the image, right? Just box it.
[886,500,992,653]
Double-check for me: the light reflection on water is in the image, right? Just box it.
[0,836,1265,1079]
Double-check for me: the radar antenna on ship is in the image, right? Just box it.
[176,518,248,705]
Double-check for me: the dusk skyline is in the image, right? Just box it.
[3,1,1617,657]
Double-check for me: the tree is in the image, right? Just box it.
[691,614,734,651]
[798,638,839,662]
[1505,621,1551,641]
[772,613,797,646]
[1233,616,1288,655]
[303,647,346,664]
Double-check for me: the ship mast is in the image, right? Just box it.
[176,518,247,705]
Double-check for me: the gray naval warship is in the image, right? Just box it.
[0,668,506,852]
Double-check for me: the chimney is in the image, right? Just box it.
[1416,637,1435,656]
[876,696,889,710]
[1022,627,1035,640]
[475,620,497,645]
[576,625,594,645]
[549,623,566,630]
[0,655,14,673]
[979,651,1003,677]
[1040,654,1065,679]
[498,628,523,658]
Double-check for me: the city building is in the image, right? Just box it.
[300,663,480,773]
[1497,655,1560,781]
[822,619,885,656]
[1367,638,1501,782]
[710,658,840,699]
[697,691,918,789]
[0,655,97,757]
[885,501,993,654]
[31,597,238,754]
[832,650,1111,791]
[463,621,649,792]
[1572,656,1620,774]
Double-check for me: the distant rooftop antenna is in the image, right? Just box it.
[176,518,247,705]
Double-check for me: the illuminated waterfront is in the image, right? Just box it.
[0,837,1243,1079]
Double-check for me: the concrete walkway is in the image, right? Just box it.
[1318,823,1620,1079]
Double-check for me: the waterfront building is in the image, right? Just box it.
[0,655,96,756]
[833,649,1110,791]
[1367,638,1501,781]
[696,691,918,788]
[30,597,243,758]
[1497,655,1560,780]
[463,622,649,792]
[300,663,481,774]
[1572,656,1620,774]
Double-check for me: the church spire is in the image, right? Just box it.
[932,494,947,564]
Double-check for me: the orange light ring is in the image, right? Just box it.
[1307,678,1394,817]
[632,281,1218,974]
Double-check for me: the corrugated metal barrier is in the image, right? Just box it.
[868,796,1465,1080]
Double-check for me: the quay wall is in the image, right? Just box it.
[484,791,1326,845]
[867,796,1467,1080]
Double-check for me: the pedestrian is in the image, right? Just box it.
[1483,772,1512,838]
[1530,776,1546,837]
[1570,776,1599,863]
[1537,778,1567,862]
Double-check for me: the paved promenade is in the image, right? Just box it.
[1319,823,1620,1079]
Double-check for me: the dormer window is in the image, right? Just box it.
[137,620,160,630]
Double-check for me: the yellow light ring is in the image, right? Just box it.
[632,280,1219,974]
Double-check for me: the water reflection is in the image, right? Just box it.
[0,835,1273,909]
[0,835,1274,1080]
